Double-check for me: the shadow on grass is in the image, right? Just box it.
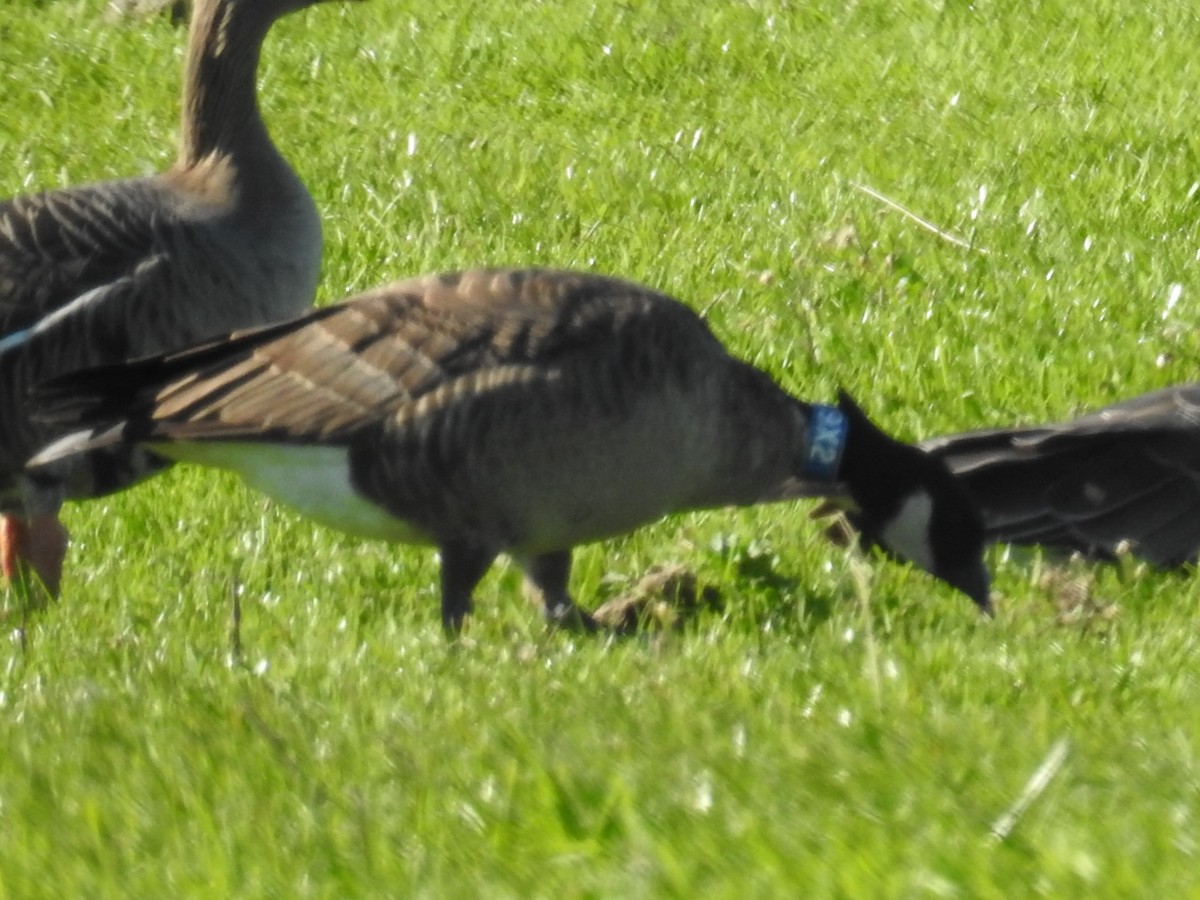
[586,534,848,639]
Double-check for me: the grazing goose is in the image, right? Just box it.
[30,268,992,632]
[0,0,357,596]
[921,383,1200,568]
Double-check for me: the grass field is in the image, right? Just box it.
[4,0,1200,894]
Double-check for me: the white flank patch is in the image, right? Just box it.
[153,442,431,544]
[878,491,935,574]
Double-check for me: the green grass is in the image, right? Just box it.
[4,0,1200,894]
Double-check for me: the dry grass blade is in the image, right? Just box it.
[990,738,1071,842]
[850,181,990,255]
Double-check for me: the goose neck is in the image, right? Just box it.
[177,0,289,170]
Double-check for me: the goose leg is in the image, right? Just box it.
[438,540,496,636]
[1,513,68,601]
[520,550,597,633]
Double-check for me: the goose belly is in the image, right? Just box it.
[500,468,684,553]
[152,442,431,544]
[453,405,726,554]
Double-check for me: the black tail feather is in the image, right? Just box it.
[27,305,341,431]
[924,388,1200,568]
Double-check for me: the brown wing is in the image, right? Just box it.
[31,268,724,447]
[0,179,172,334]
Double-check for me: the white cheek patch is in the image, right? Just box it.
[878,491,934,573]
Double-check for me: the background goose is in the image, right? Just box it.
[920,384,1200,568]
[0,0,358,597]
[30,268,992,632]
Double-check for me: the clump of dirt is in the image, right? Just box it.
[592,564,722,633]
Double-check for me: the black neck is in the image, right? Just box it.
[833,397,921,516]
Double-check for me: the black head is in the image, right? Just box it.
[834,391,992,614]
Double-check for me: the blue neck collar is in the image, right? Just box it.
[804,405,848,481]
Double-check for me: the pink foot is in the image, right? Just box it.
[1,513,68,599]
[0,516,21,584]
